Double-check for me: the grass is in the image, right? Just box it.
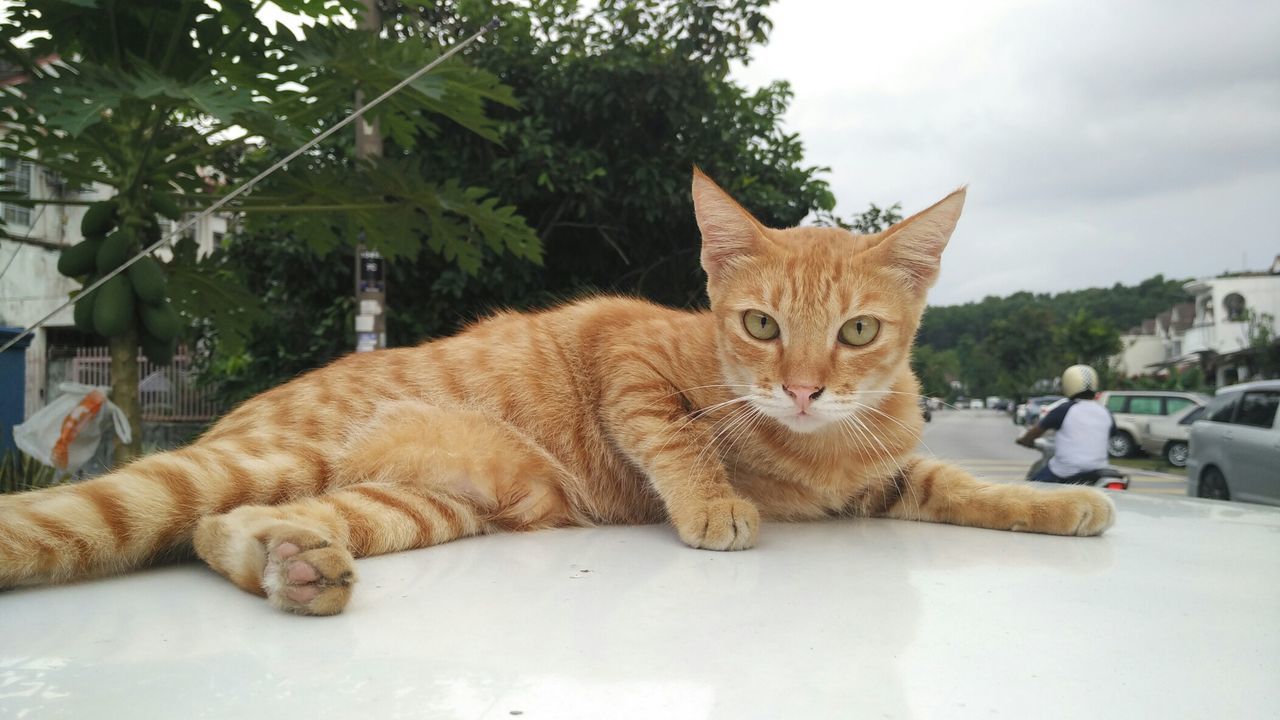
[0,449,65,494]
[1111,456,1187,476]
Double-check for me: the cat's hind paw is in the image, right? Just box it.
[262,535,356,616]
[673,496,759,551]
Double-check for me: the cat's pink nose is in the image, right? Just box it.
[783,384,825,413]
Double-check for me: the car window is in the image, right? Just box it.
[1127,397,1162,415]
[1166,397,1195,415]
[1178,406,1205,425]
[1205,392,1240,423]
[1105,395,1127,413]
[1234,391,1280,429]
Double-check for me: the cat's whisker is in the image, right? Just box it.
[846,400,935,458]
[633,384,758,416]
[690,404,759,481]
[852,390,965,413]
[648,395,755,460]
[843,413,919,512]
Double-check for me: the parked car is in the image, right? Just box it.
[968,399,985,410]
[1099,390,1209,458]
[920,398,932,422]
[1139,405,1205,467]
[1186,380,1280,505]
[1018,395,1064,426]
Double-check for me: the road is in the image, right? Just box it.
[917,408,1187,496]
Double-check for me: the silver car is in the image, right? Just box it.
[1138,403,1205,467]
[1187,380,1280,505]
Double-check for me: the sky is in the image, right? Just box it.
[732,0,1280,306]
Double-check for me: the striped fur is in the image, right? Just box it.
[0,172,1113,615]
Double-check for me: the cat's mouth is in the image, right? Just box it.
[771,408,831,433]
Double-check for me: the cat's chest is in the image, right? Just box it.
[722,442,873,518]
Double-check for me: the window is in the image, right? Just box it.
[1178,406,1205,425]
[1106,395,1128,413]
[1166,398,1196,415]
[1,157,33,227]
[1205,393,1240,423]
[1127,397,1162,415]
[1224,293,1247,322]
[1235,392,1279,429]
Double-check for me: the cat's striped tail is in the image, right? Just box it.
[0,436,333,588]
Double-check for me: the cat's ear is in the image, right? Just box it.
[692,167,767,278]
[876,187,967,290]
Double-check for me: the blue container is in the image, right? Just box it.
[0,327,33,455]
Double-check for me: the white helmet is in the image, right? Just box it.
[1062,364,1100,398]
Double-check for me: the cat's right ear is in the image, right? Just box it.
[692,167,766,280]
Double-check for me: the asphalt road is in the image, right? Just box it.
[917,408,1188,496]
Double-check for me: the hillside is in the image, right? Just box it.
[919,275,1191,351]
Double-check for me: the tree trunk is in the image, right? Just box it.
[109,326,142,466]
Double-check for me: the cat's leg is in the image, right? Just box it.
[194,401,578,614]
[867,456,1114,536]
[193,483,479,615]
[601,371,759,551]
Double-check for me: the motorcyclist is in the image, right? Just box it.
[1016,365,1115,483]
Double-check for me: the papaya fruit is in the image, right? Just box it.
[95,230,133,274]
[127,256,167,305]
[92,274,134,337]
[57,237,102,277]
[72,291,96,332]
[139,300,181,342]
[140,332,174,365]
[80,200,118,237]
[152,194,182,221]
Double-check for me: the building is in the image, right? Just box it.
[1180,262,1280,385]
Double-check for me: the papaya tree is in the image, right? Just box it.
[0,0,539,464]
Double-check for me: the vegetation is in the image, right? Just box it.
[0,450,61,494]
[914,275,1192,400]
[207,0,881,402]
[0,0,539,463]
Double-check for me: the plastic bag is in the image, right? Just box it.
[14,383,132,473]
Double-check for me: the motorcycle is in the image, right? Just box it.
[1021,437,1129,490]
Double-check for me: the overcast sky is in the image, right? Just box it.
[732,0,1280,306]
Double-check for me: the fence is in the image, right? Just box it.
[71,346,220,422]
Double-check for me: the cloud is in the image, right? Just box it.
[733,0,1280,305]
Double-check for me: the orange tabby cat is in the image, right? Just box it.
[0,170,1113,614]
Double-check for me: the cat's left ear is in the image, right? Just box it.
[876,187,967,290]
[692,167,768,280]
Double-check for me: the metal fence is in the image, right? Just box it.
[71,346,220,422]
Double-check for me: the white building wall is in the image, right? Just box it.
[1183,275,1280,356]
[1113,334,1166,376]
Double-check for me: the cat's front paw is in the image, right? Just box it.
[1030,487,1116,536]
[672,496,760,551]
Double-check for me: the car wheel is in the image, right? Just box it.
[1164,441,1189,468]
[1197,467,1230,501]
[1108,431,1135,458]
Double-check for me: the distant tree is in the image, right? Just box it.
[1054,309,1122,367]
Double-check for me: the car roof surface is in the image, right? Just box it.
[3,493,1278,719]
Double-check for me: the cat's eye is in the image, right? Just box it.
[839,316,880,346]
[743,310,780,341]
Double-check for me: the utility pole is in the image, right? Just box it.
[354,0,386,353]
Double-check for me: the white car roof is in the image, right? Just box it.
[3,492,1279,719]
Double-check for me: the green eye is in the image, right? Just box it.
[743,310,780,341]
[839,316,880,346]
